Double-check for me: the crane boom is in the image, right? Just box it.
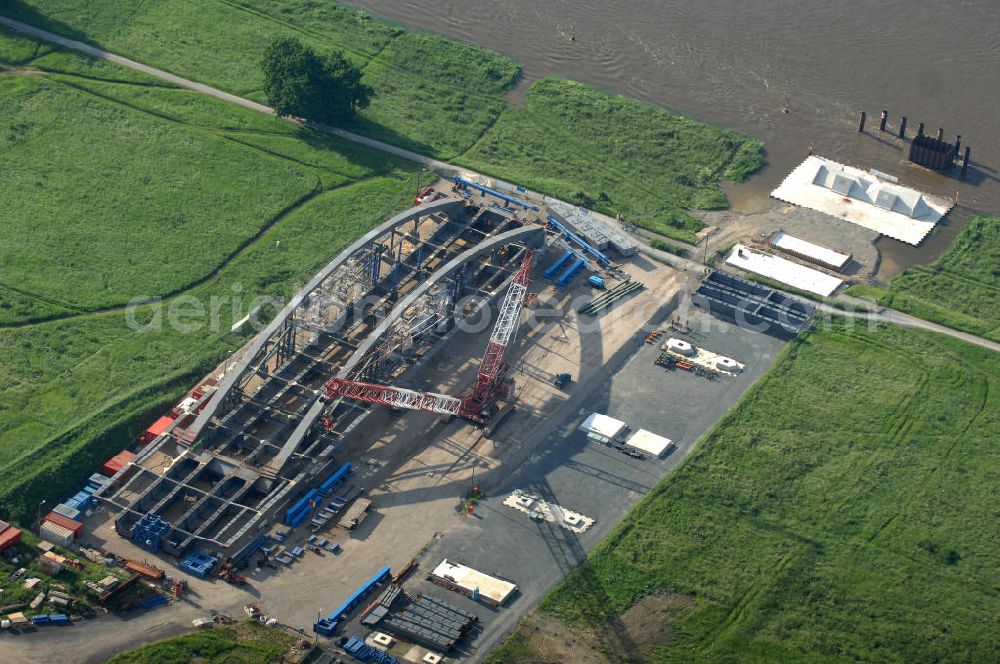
[323,249,534,424]
[461,250,533,417]
[324,378,462,416]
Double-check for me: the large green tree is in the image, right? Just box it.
[261,37,373,125]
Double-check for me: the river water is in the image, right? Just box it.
[348,0,999,277]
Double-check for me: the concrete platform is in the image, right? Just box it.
[771,155,952,245]
[725,244,844,296]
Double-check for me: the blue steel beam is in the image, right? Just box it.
[452,176,540,211]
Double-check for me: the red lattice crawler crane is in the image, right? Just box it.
[323,250,534,424]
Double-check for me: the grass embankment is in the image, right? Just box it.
[848,215,1000,342]
[458,78,762,243]
[105,620,301,664]
[3,0,764,242]
[0,28,433,523]
[491,321,1000,663]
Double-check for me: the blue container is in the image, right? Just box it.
[588,275,606,289]
[31,615,51,625]
[544,251,574,279]
[141,596,168,609]
[48,614,70,625]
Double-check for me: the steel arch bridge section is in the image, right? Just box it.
[271,225,545,474]
[184,197,464,443]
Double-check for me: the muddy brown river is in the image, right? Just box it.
[348,0,1000,278]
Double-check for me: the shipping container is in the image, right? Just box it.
[44,511,84,539]
[139,415,174,444]
[0,526,21,553]
[39,522,74,547]
[53,503,82,521]
[102,450,136,477]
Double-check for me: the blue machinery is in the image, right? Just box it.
[544,250,574,279]
[452,176,540,212]
[314,565,392,635]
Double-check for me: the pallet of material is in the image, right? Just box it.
[429,559,516,606]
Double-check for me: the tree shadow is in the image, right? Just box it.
[2,1,94,44]
[291,121,434,175]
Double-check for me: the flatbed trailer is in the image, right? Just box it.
[337,497,372,530]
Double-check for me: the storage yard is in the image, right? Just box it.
[1,171,795,661]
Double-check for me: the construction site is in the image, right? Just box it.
[58,175,801,662]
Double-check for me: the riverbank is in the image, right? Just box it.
[1,0,764,243]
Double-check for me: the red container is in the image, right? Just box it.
[0,526,21,553]
[139,415,174,444]
[102,450,136,476]
[44,512,83,539]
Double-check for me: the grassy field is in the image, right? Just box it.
[105,620,300,664]
[0,28,433,523]
[458,78,763,242]
[0,32,417,320]
[490,320,1000,663]
[3,0,764,241]
[848,214,1000,342]
[2,0,520,159]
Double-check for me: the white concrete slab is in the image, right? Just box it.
[579,413,626,440]
[625,429,674,458]
[430,559,517,605]
[726,244,843,297]
[771,156,952,245]
[771,231,851,270]
[503,490,595,533]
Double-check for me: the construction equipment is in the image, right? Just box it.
[219,560,247,586]
[324,250,535,424]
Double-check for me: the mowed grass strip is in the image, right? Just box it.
[459,78,764,243]
[849,214,1000,342]
[491,322,1000,663]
